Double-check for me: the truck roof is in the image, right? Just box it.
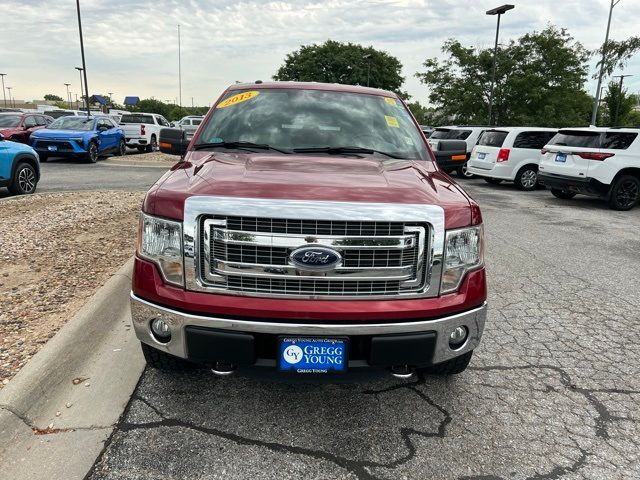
[227,81,398,98]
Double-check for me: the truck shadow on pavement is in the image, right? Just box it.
[87,361,639,480]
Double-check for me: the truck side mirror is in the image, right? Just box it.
[159,128,188,155]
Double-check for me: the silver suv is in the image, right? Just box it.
[177,116,204,139]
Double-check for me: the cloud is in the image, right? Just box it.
[1,0,639,106]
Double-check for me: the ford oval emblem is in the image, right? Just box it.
[290,246,342,271]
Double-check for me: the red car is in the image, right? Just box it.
[132,82,487,379]
[0,112,53,144]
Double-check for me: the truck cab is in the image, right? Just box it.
[131,82,487,378]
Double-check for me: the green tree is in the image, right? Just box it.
[602,81,637,126]
[416,26,592,127]
[274,40,407,97]
[44,94,64,102]
[594,37,640,78]
[129,98,209,121]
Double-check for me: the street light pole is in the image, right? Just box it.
[363,53,372,87]
[64,83,71,109]
[612,74,633,125]
[76,0,91,116]
[6,87,13,108]
[75,67,84,110]
[591,0,621,125]
[0,74,6,107]
[486,4,514,126]
[178,24,182,109]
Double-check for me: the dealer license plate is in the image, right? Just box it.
[47,145,58,152]
[478,152,486,160]
[278,337,347,373]
[555,153,567,163]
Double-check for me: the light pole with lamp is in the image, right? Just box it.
[612,74,633,125]
[363,53,372,87]
[0,73,6,107]
[64,83,71,109]
[6,86,13,107]
[76,0,90,116]
[486,4,514,126]
[591,0,622,125]
[75,67,84,109]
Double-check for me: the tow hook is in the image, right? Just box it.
[390,365,415,379]
[211,363,236,376]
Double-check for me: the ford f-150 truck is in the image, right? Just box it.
[120,113,171,152]
[132,82,487,378]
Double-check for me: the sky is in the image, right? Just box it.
[1,0,639,107]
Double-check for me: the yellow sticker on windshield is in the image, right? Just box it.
[385,115,399,128]
[217,91,260,108]
[384,97,397,106]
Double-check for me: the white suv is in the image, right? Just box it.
[467,127,557,190]
[428,126,487,177]
[538,127,640,210]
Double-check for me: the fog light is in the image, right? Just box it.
[449,326,468,348]
[150,318,171,341]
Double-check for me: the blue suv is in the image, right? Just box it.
[0,133,40,195]
[30,115,126,163]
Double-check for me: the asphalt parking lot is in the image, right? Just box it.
[88,178,640,480]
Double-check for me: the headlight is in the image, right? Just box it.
[441,225,484,294]
[138,213,184,287]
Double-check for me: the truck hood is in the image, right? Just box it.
[145,152,479,229]
[31,129,92,139]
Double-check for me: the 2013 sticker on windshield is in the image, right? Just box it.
[385,115,399,128]
[384,97,397,106]
[217,91,260,108]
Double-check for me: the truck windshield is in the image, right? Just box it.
[0,115,22,127]
[48,117,94,130]
[195,89,429,160]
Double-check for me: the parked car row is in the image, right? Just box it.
[427,123,639,211]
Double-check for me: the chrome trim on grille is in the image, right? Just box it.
[183,196,445,299]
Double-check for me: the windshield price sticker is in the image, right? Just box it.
[384,97,397,106]
[385,115,400,128]
[217,91,260,109]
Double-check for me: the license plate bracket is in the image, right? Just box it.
[278,337,348,374]
[555,153,567,163]
[478,152,486,160]
[47,145,58,152]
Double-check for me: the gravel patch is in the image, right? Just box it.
[118,150,180,164]
[0,190,144,388]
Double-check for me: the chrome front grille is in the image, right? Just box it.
[199,216,426,297]
[183,196,446,300]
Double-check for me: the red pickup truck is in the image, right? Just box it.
[131,82,486,378]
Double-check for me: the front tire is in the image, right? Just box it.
[484,177,502,185]
[141,342,196,372]
[550,188,576,200]
[86,141,99,163]
[422,351,473,375]
[609,175,640,211]
[515,166,538,191]
[8,162,38,195]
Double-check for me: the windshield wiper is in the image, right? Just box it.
[193,141,290,154]
[292,146,405,159]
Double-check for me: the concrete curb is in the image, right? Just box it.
[0,257,145,480]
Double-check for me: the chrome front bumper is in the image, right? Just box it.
[130,293,487,366]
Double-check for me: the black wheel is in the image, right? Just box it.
[8,162,38,195]
[515,166,538,191]
[457,162,474,179]
[422,351,473,375]
[145,135,157,153]
[483,177,502,185]
[116,139,126,156]
[550,188,576,200]
[609,175,640,211]
[137,146,146,152]
[141,342,196,372]
[86,141,99,163]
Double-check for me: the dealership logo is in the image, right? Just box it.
[290,246,342,271]
[283,345,304,364]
